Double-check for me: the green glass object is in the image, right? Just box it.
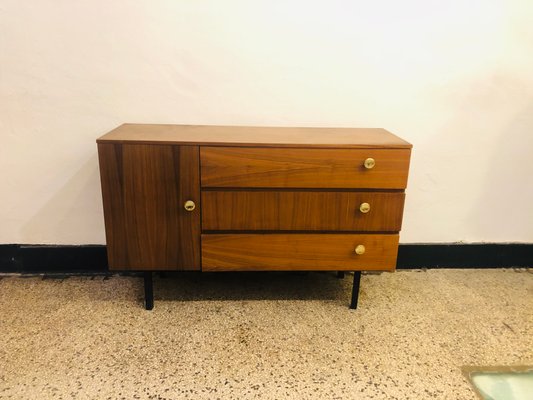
[469,370,533,400]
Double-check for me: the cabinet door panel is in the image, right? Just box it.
[98,144,200,270]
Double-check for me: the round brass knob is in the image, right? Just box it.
[364,158,375,169]
[355,245,365,255]
[359,202,370,213]
[184,200,196,212]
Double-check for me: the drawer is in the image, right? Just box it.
[202,234,399,271]
[202,191,405,231]
[200,147,410,189]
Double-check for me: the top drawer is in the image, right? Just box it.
[201,147,410,189]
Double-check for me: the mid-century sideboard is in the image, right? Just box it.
[97,124,412,310]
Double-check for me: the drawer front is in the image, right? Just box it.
[202,234,399,271]
[200,147,410,189]
[202,191,405,231]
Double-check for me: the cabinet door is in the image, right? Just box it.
[98,144,200,270]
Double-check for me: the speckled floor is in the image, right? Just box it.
[0,269,531,399]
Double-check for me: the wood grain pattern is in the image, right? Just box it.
[98,125,411,275]
[201,147,411,189]
[98,143,128,266]
[202,191,405,231]
[97,124,412,148]
[202,234,399,271]
[175,146,202,269]
[98,144,200,270]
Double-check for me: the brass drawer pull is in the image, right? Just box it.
[355,245,365,255]
[364,158,375,169]
[359,202,370,213]
[184,200,196,212]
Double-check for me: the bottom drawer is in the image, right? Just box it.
[201,234,399,271]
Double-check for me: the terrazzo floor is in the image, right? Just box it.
[0,269,531,399]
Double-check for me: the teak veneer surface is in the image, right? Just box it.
[202,234,400,271]
[98,144,201,270]
[97,125,410,278]
[202,191,405,231]
[201,147,411,189]
[97,124,412,149]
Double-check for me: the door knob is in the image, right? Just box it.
[355,245,365,255]
[359,202,370,213]
[184,200,196,211]
[364,158,375,169]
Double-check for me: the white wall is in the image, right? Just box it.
[1,0,532,244]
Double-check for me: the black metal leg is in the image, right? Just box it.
[144,271,154,310]
[337,271,345,279]
[350,271,362,309]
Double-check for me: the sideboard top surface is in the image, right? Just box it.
[97,124,412,149]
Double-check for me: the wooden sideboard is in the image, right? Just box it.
[97,124,412,310]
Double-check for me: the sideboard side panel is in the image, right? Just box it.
[98,143,129,267]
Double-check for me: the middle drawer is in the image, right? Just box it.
[202,191,405,231]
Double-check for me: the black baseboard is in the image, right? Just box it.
[0,245,108,273]
[0,244,531,273]
[396,244,532,268]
